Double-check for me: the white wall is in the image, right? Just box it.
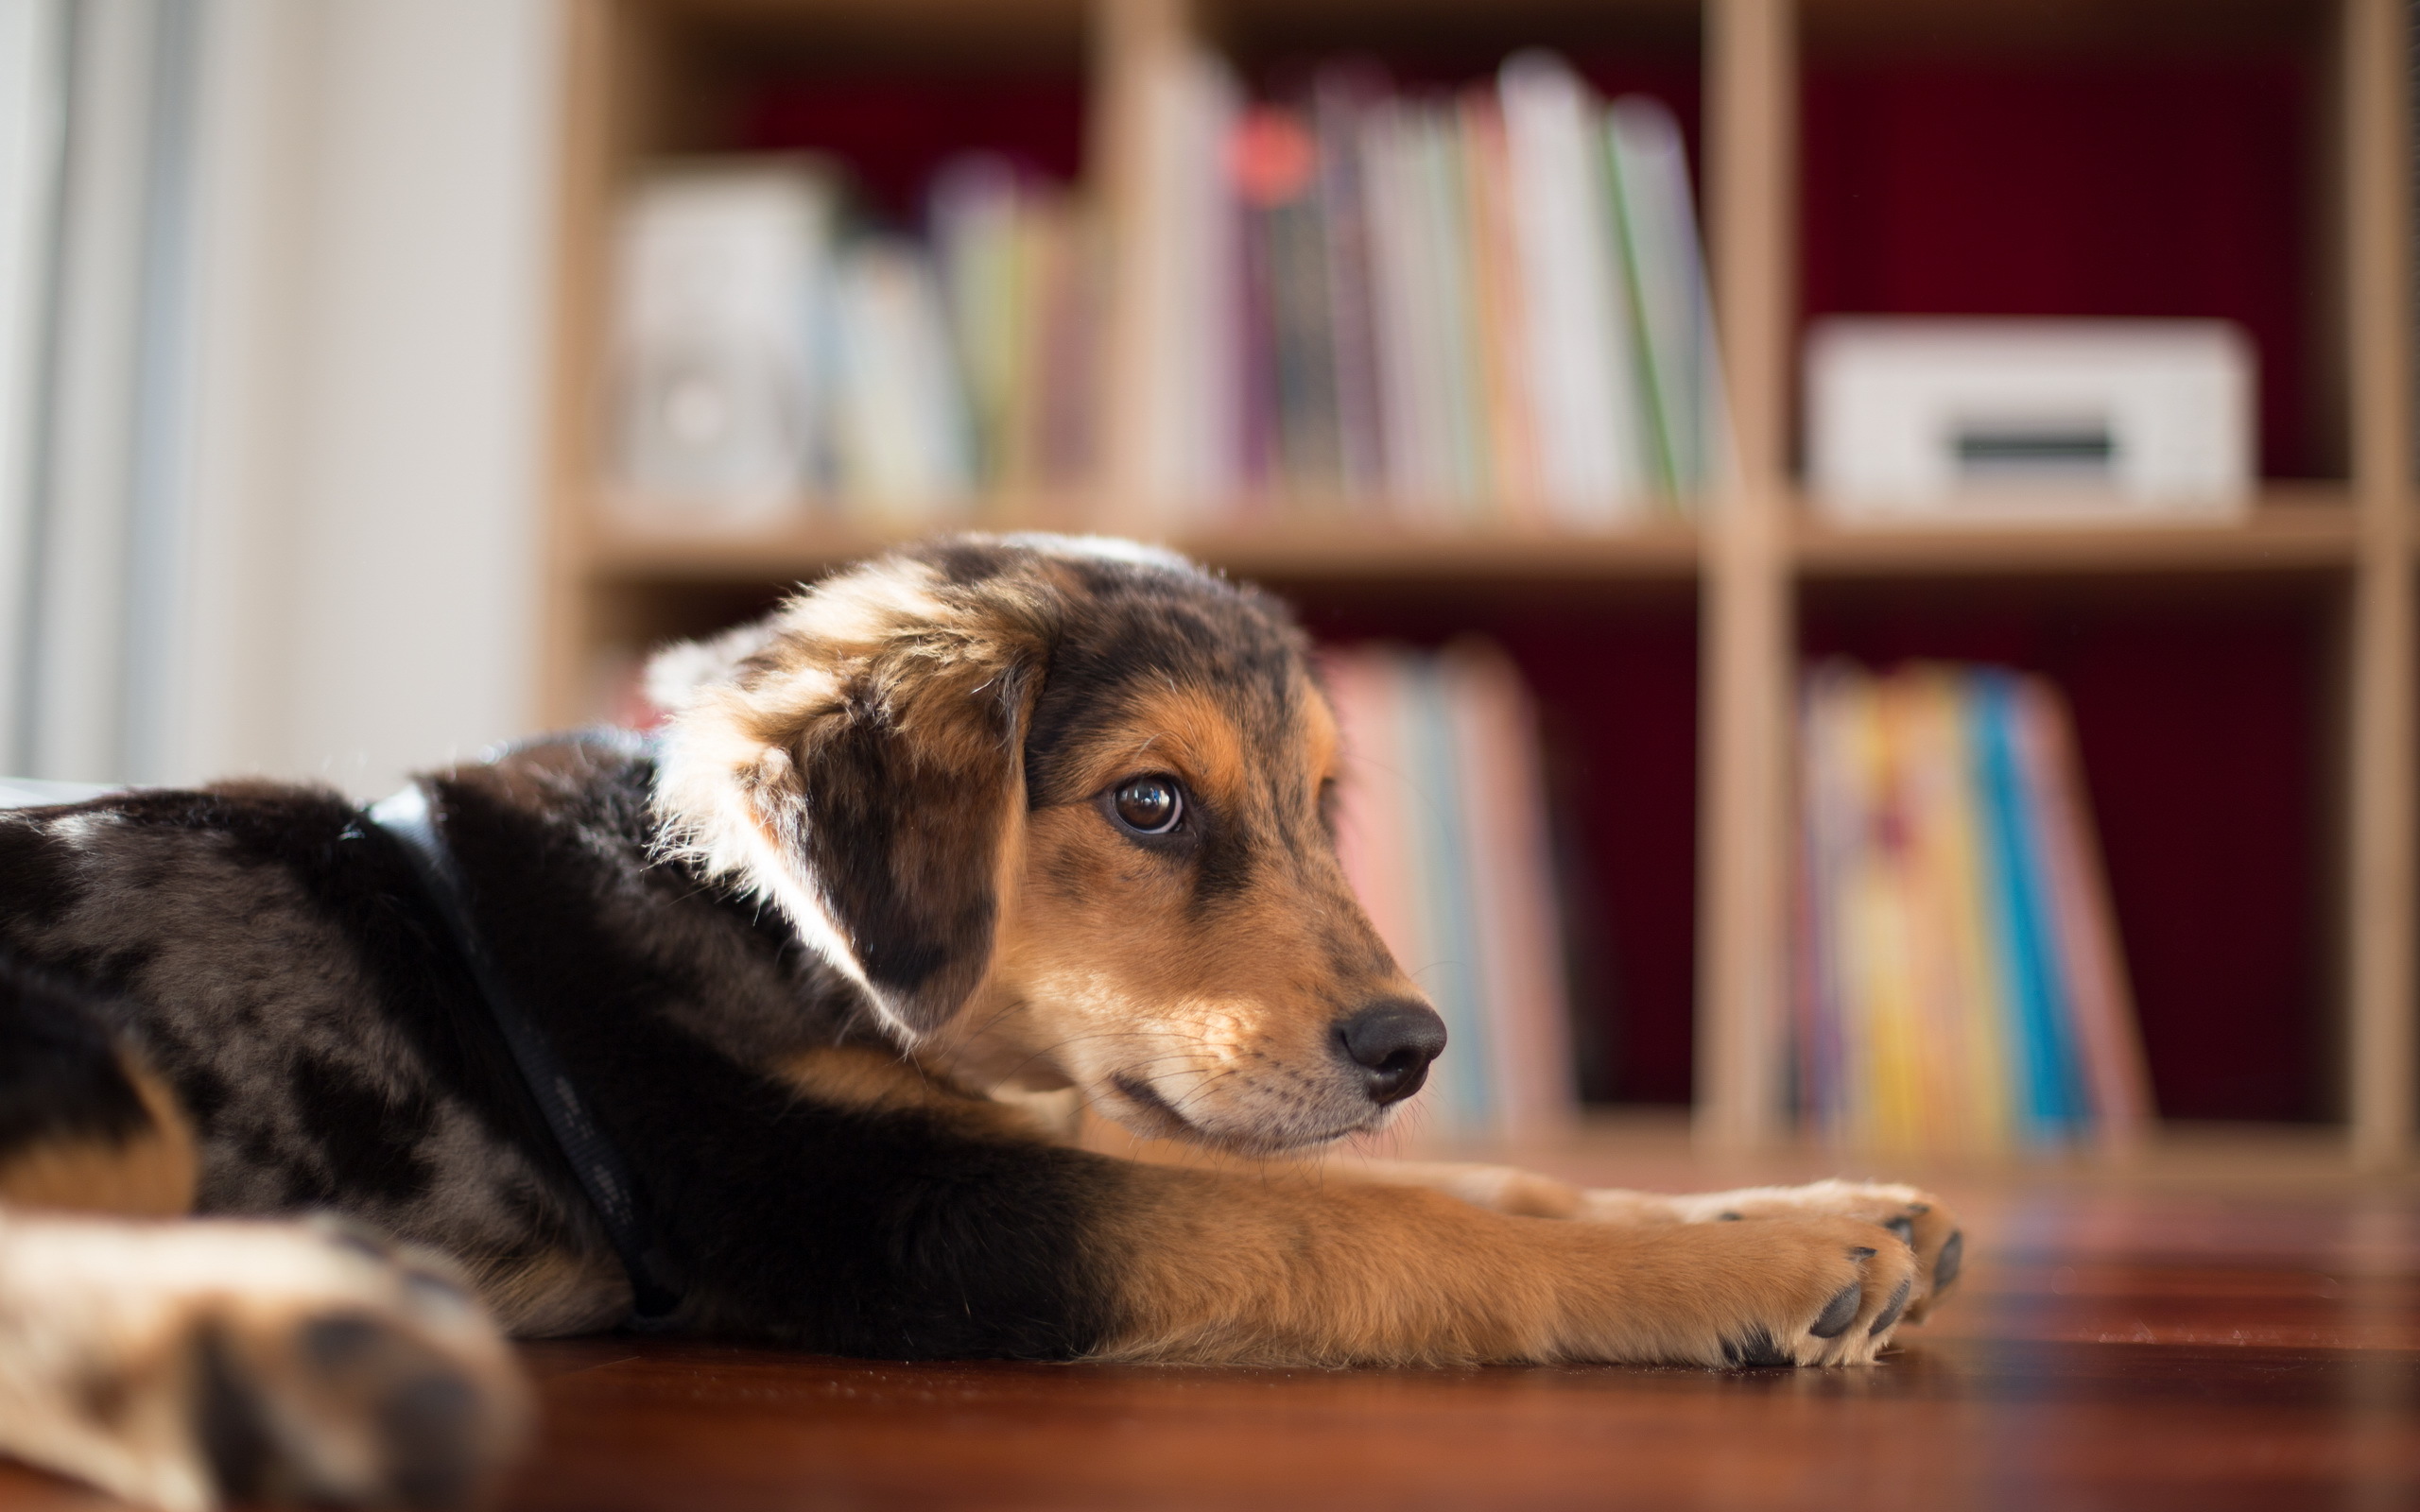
[168,0,561,796]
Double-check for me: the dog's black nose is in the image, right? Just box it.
[1336,1000,1448,1105]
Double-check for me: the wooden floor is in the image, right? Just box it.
[4,1120,2418,1510]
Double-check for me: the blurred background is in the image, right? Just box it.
[0,0,2410,1158]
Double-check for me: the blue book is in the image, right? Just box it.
[1973,673,2085,1140]
[1397,653,1494,1130]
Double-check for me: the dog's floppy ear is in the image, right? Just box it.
[642,619,786,715]
[649,554,1053,1040]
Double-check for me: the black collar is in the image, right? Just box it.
[366,780,683,1329]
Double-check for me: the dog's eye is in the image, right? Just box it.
[1111,775,1184,836]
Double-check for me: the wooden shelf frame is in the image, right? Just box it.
[538,0,2416,1162]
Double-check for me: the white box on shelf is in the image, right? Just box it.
[1805,318,2255,524]
[610,162,837,521]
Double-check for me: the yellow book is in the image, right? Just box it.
[1899,667,2014,1153]
[1837,671,1923,1149]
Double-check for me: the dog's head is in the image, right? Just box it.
[648,533,1443,1152]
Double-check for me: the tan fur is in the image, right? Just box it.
[1090,1162,1919,1368]
[922,663,1416,1153]
[0,1067,197,1218]
[779,1044,1062,1143]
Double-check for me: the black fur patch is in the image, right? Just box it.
[0,818,86,929]
[432,760,1123,1358]
[0,783,596,1264]
[0,957,153,1158]
[795,680,1013,1020]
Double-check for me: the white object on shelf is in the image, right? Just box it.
[1805,318,2255,523]
[610,162,837,519]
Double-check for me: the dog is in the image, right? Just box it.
[0,533,1962,1509]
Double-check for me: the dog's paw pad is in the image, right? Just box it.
[194,1308,509,1509]
[194,1292,520,1510]
[1808,1279,1865,1339]
[1933,1230,1964,1291]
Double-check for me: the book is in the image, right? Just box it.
[1605,95,1724,504]
[610,162,838,517]
[1796,662,2152,1151]
[1441,639,1577,1134]
[613,145,1102,521]
[1459,90,1540,519]
[829,237,975,508]
[1312,66,1388,503]
[2014,678,2154,1144]
[1498,51,1651,524]
[1324,641,1576,1140]
[1116,48,1718,526]
[1972,670,2087,1143]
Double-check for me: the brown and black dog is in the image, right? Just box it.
[0,534,1960,1509]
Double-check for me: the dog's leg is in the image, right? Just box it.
[666,1048,1901,1367]
[0,966,527,1509]
[0,1205,527,1512]
[1089,1160,1921,1367]
[1319,1160,1963,1325]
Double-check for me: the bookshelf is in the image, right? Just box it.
[539,0,2413,1162]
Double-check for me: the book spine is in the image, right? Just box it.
[1236,167,1280,504]
[1886,670,1971,1148]
[1400,650,1494,1130]
[1499,52,1646,524]
[1312,69,1386,505]
[1359,103,1426,507]
[2017,679,2156,1145]
[1458,90,1540,520]
[1858,674,1925,1150]
[1443,640,1575,1132]
[1261,109,1343,502]
[1797,665,1858,1139]
[1927,670,2014,1151]
[1976,672,2084,1142]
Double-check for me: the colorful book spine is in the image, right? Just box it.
[2014,679,2154,1144]
[1797,662,2152,1152]
[1442,640,1577,1134]
[1398,651,1492,1127]
[1112,47,1718,525]
[613,146,1107,521]
[1324,642,1575,1141]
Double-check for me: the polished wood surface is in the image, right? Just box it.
[3,1126,2416,1510]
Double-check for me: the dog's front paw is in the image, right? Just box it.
[0,1211,527,1511]
[1609,1213,1923,1368]
[1586,1178,1964,1324]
